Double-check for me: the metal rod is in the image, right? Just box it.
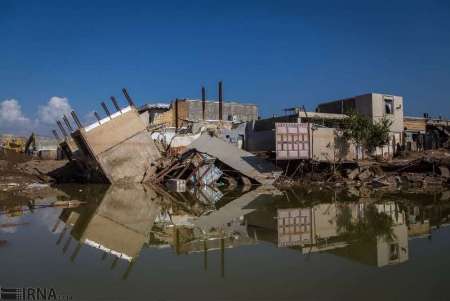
[70,243,82,263]
[218,81,223,121]
[63,115,74,132]
[110,96,122,112]
[57,120,68,137]
[52,130,60,141]
[94,111,102,122]
[122,88,135,107]
[220,238,225,278]
[71,111,83,129]
[101,102,111,119]
[110,257,119,270]
[202,86,206,121]
[62,236,72,254]
[122,260,136,281]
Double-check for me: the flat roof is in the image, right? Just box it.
[299,111,348,119]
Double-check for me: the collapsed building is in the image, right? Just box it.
[53,87,278,187]
[55,89,161,183]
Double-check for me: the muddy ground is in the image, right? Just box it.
[0,150,69,205]
[1,148,449,207]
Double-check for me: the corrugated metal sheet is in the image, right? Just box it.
[275,123,310,160]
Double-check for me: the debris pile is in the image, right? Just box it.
[149,135,281,191]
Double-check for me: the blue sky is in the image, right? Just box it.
[1,0,449,134]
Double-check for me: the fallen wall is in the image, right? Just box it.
[187,135,280,184]
[74,107,161,183]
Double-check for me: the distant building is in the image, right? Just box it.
[146,99,258,128]
[317,93,404,158]
[24,133,62,160]
[137,103,171,127]
[245,110,356,161]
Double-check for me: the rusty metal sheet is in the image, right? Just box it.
[275,123,310,160]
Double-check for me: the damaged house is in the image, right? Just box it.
[57,89,161,184]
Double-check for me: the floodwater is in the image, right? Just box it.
[1,184,450,301]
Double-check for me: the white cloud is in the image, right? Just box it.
[37,96,73,125]
[0,99,32,134]
[0,96,76,135]
[0,99,31,124]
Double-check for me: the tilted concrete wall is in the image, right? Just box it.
[76,108,161,183]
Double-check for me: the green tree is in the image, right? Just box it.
[342,112,392,158]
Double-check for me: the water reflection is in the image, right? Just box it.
[52,184,450,279]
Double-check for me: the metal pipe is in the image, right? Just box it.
[71,111,83,129]
[52,130,61,141]
[122,88,135,107]
[175,99,179,129]
[101,102,111,119]
[63,115,74,132]
[218,81,223,121]
[110,96,122,112]
[56,120,68,137]
[202,86,206,121]
[94,111,102,123]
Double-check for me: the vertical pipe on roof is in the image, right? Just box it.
[202,86,206,121]
[218,81,223,121]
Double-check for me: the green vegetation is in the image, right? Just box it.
[337,204,395,243]
[342,112,392,157]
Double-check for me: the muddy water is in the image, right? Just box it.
[1,184,450,301]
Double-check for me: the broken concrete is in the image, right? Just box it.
[187,135,280,185]
[71,106,161,183]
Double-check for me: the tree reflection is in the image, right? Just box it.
[337,204,395,242]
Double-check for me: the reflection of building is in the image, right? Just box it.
[58,184,164,279]
[246,200,410,268]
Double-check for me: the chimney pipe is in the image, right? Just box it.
[56,120,68,137]
[202,86,206,121]
[218,81,223,121]
[122,88,135,107]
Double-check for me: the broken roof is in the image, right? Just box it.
[187,135,280,185]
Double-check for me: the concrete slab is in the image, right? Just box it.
[187,135,280,184]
